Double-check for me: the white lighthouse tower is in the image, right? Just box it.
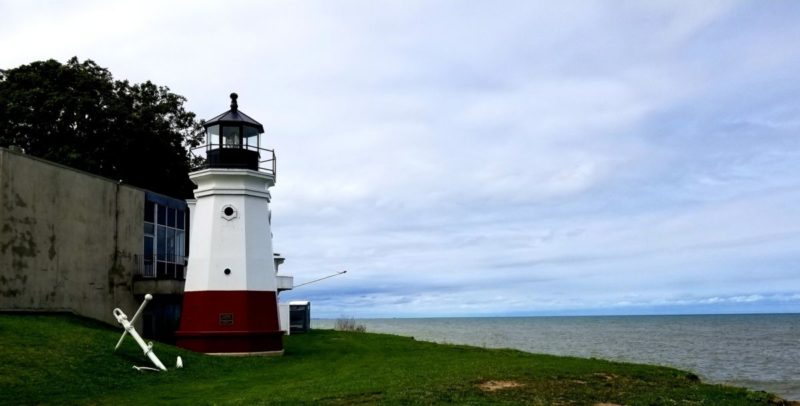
[176,93,285,354]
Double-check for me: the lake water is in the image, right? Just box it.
[313,314,800,400]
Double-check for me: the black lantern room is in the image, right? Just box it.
[203,93,265,171]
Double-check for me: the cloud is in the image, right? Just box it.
[3,1,800,317]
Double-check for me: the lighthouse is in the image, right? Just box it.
[175,93,285,354]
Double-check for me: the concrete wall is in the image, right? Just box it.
[0,148,143,326]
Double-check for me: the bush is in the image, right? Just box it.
[335,316,366,332]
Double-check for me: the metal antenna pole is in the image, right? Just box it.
[293,270,347,289]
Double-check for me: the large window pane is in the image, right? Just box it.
[157,205,166,225]
[143,260,154,278]
[157,226,166,261]
[143,235,155,278]
[144,201,190,279]
[144,236,154,260]
[144,201,155,222]
[167,208,176,228]
[167,228,176,263]
[176,230,185,259]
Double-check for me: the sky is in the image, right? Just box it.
[2,0,800,318]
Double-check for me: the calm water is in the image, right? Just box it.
[313,314,800,400]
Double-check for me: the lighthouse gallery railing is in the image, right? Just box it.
[190,143,276,177]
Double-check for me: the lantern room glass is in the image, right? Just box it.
[222,126,241,148]
[244,126,260,150]
[207,125,220,147]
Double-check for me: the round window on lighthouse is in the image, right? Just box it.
[221,205,238,221]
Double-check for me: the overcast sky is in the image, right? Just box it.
[3,1,799,317]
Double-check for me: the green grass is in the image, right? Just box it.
[0,313,791,405]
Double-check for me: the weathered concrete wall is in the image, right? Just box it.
[0,148,143,326]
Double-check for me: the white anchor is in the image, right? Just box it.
[112,294,167,371]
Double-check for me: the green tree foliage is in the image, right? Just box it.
[0,57,203,198]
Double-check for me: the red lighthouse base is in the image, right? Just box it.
[175,291,284,354]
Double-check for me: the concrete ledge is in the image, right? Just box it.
[132,279,185,295]
[276,275,293,291]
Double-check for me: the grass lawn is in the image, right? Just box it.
[0,313,791,405]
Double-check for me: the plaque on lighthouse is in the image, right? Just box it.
[175,93,284,355]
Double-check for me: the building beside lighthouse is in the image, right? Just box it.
[175,93,291,354]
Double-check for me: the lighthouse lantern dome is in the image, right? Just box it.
[202,93,265,170]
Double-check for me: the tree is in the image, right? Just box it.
[0,57,203,198]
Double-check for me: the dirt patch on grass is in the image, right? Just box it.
[593,373,618,381]
[478,380,524,392]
